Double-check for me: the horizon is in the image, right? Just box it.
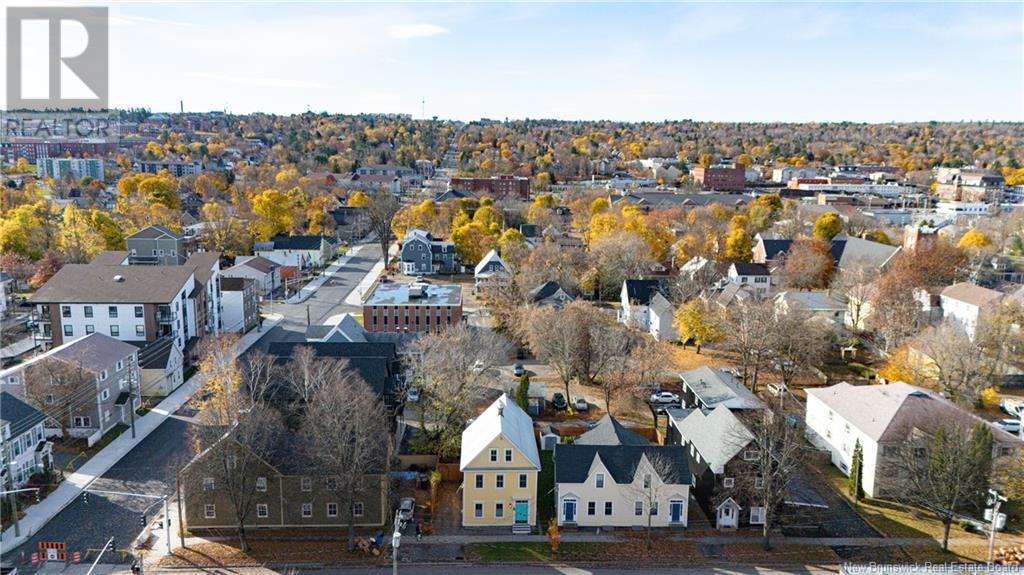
[4,1,1022,122]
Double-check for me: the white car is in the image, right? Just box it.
[1000,398,1024,417]
[992,419,1022,434]
[471,360,486,374]
[649,391,680,405]
[407,387,421,403]
[574,396,589,411]
[766,383,788,397]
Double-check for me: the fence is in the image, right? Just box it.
[436,463,460,482]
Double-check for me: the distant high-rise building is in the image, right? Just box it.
[36,157,104,180]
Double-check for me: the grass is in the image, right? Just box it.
[538,450,555,528]
[89,423,130,453]
[811,457,987,541]
[724,543,839,564]
[161,541,380,567]
[466,539,703,563]
[901,543,993,563]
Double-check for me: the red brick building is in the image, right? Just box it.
[691,164,745,192]
[449,175,530,200]
[362,282,463,333]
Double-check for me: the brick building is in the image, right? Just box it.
[691,164,746,192]
[362,282,462,333]
[449,175,530,200]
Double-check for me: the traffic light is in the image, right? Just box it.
[82,491,89,504]
[34,490,40,503]
[139,514,146,527]
[110,537,116,553]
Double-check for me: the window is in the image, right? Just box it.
[85,325,95,334]
[116,360,124,371]
[301,477,312,491]
[495,474,504,489]
[73,416,91,427]
[723,477,735,488]
[109,325,119,337]
[489,448,498,462]
[352,502,364,517]
[999,447,1012,457]
[505,448,513,462]
[84,306,93,318]
[883,445,898,457]
[604,501,613,515]
[62,306,71,318]
[750,506,765,525]
[587,501,596,516]
[204,504,216,519]
[743,450,758,461]
[135,306,144,318]
[474,502,484,518]
[136,325,145,337]
[519,474,528,489]
[64,325,73,337]
[101,389,110,401]
[257,504,268,519]
[643,474,652,489]
[651,502,659,516]
[635,501,644,516]
[913,447,927,458]
[108,306,118,318]
[301,503,312,518]
[326,477,338,490]
[596,473,605,488]
[100,369,108,381]
[494,502,504,518]
[256,477,267,492]
[475,474,483,489]
[327,503,338,517]
[755,476,764,489]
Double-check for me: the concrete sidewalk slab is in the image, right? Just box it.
[286,245,366,305]
[0,315,282,554]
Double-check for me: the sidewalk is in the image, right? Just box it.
[286,245,366,305]
[0,315,282,554]
[342,242,394,306]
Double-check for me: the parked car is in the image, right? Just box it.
[766,383,787,397]
[551,393,568,410]
[471,360,486,374]
[398,497,415,523]
[407,387,421,403]
[512,363,525,377]
[1000,398,1024,417]
[992,419,1022,434]
[415,275,425,283]
[649,391,680,405]
[574,396,588,411]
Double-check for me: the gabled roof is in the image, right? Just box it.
[263,235,330,251]
[775,290,847,312]
[265,341,398,397]
[832,236,900,270]
[730,262,769,276]
[554,444,691,485]
[48,332,138,373]
[133,336,177,370]
[460,394,540,471]
[528,281,573,304]
[0,392,47,438]
[940,282,1003,308]
[573,415,649,446]
[757,238,793,260]
[623,279,667,306]
[127,225,182,241]
[187,251,221,286]
[680,366,764,410]
[30,264,195,304]
[236,256,279,274]
[474,249,511,276]
[649,292,674,316]
[91,250,129,265]
[670,405,753,474]
[806,381,1023,444]
[306,314,367,343]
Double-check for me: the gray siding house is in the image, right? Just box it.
[126,225,188,265]
[400,229,456,275]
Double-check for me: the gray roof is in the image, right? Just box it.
[554,444,691,485]
[30,264,194,304]
[187,252,221,286]
[669,405,753,474]
[127,225,182,240]
[48,333,138,374]
[940,282,1004,307]
[91,251,129,265]
[365,282,462,306]
[0,392,47,438]
[833,236,900,270]
[573,415,650,446]
[775,291,847,312]
[680,366,765,410]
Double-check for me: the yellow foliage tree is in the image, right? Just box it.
[250,189,292,241]
[813,212,844,241]
[957,228,992,250]
[347,191,369,207]
[673,300,722,354]
[723,228,753,262]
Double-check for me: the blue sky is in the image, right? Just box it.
[16,1,1024,121]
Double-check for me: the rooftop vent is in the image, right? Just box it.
[113,275,126,282]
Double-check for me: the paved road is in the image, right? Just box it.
[260,242,383,343]
[10,413,195,565]
[44,566,842,575]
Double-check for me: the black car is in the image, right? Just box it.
[551,393,567,410]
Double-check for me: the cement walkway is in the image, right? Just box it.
[342,242,394,306]
[286,245,367,305]
[0,315,282,554]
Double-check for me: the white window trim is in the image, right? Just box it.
[327,503,338,518]
[257,503,268,518]
[723,477,735,488]
[204,504,216,519]
[301,503,313,518]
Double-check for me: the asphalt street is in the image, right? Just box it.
[1,243,385,566]
[42,565,842,575]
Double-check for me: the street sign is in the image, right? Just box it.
[39,541,66,561]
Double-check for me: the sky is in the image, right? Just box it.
[3,1,1023,122]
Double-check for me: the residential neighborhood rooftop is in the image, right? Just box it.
[365,282,462,306]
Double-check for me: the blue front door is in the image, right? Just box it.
[514,500,529,524]
[670,500,684,523]
[562,499,576,523]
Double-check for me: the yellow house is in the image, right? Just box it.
[459,394,541,531]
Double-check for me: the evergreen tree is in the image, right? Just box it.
[848,439,864,502]
[515,373,531,412]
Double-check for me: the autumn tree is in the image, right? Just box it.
[779,237,835,290]
[812,212,843,241]
[201,202,252,256]
[347,191,368,207]
[957,228,992,250]
[723,228,753,262]
[584,231,653,299]
[249,189,292,241]
[673,300,722,354]
[720,298,776,392]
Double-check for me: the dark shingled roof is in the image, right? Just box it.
[623,279,667,306]
[238,256,278,274]
[573,415,650,446]
[127,225,181,240]
[133,337,176,370]
[265,342,399,397]
[0,392,47,438]
[267,235,330,251]
[730,262,770,276]
[758,239,793,260]
[528,281,571,303]
[554,444,691,485]
[30,264,195,304]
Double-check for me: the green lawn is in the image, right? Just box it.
[538,450,555,528]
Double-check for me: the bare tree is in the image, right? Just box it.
[287,346,336,406]
[913,323,1000,406]
[720,299,775,392]
[406,324,512,459]
[302,372,391,551]
[768,305,829,393]
[889,420,992,550]
[732,406,806,550]
[603,338,674,415]
[22,356,94,439]
[365,190,401,265]
[586,231,654,299]
[779,237,835,290]
[188,404,285,552]
[626,450,686,550]
[513,241,588,301]
[833,261,880,332]
[239,350,277,408]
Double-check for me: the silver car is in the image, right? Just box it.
[398,497,415,523]
[574,396,589,411]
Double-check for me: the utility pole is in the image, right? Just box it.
[391,509,402,575]
[128,370,138,439]
[0,487,40,539]
[987,488,1007,563]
